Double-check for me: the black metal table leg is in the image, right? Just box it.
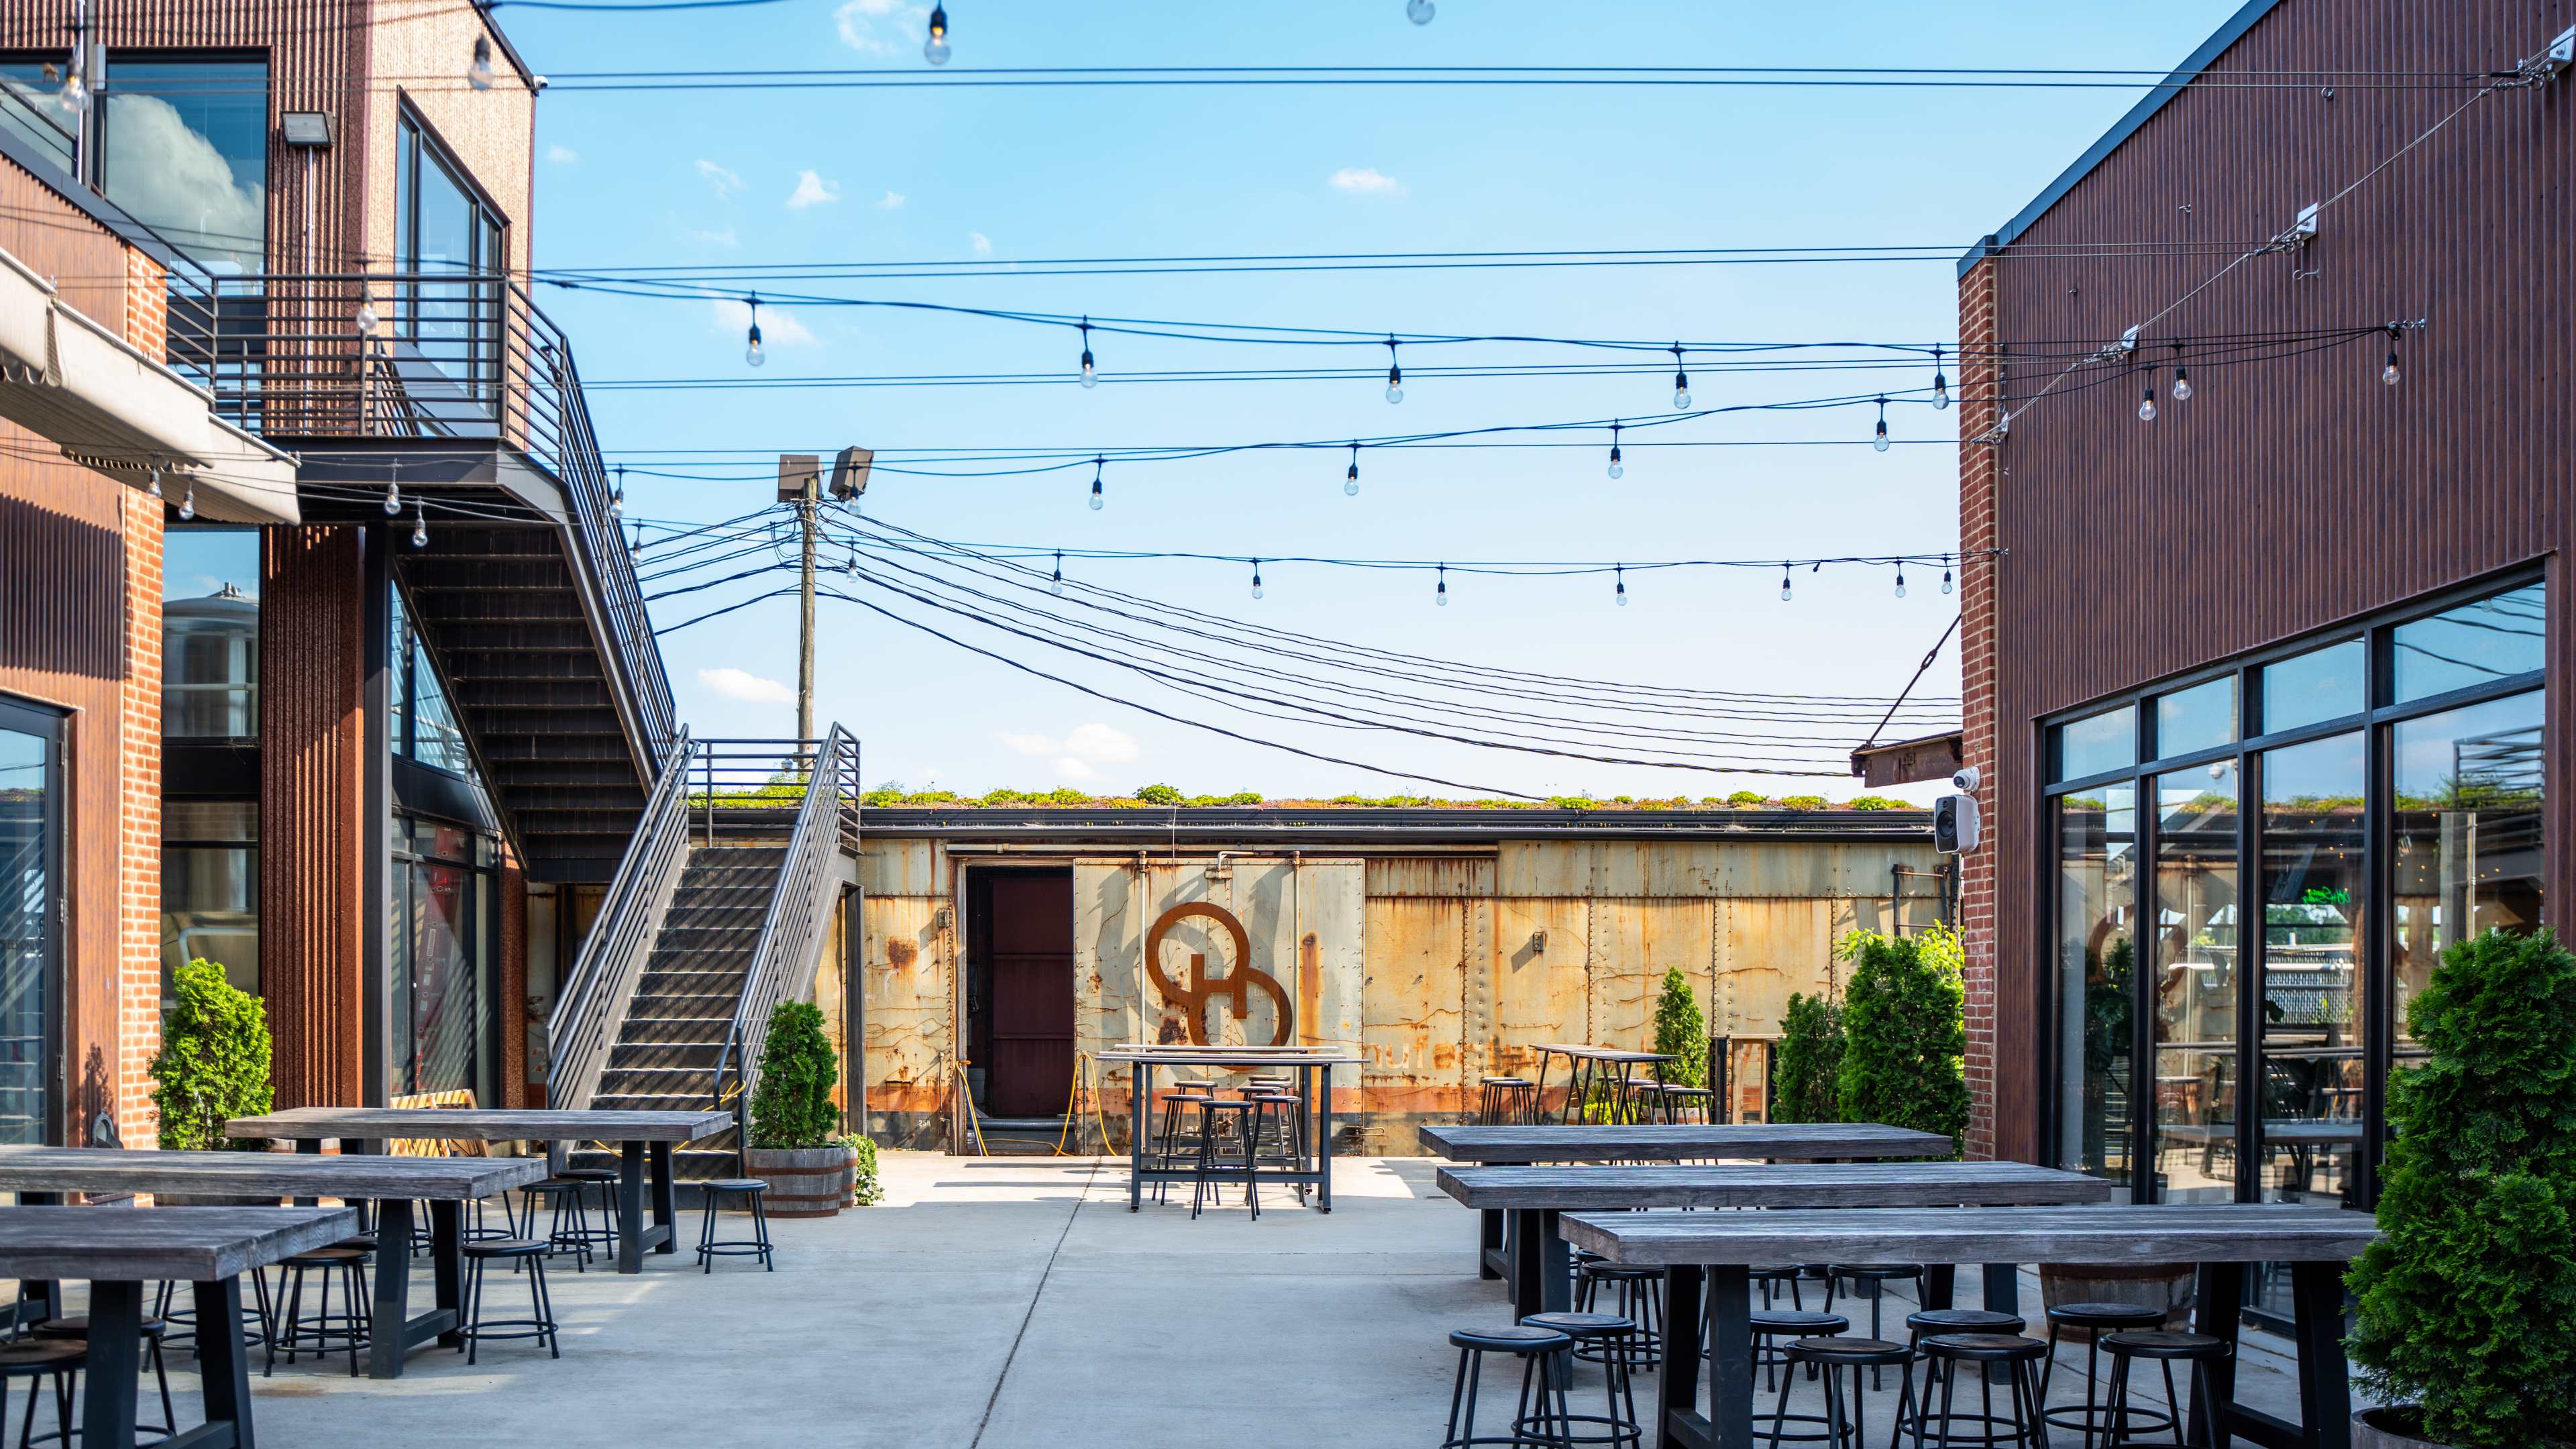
[616,1140,648,1273]
[1924,1263,1956,1310]
[1316,1063,1334,1212]
[2290,1260,2354,1449]
[1982,1263,2021,1316]
[430,1200,464,1347]
[195,1276,254,1449]
[1506,1208,1572,1318]
[368,1198,414,1378]
[1128,1061,1150,1211]
[1480,1208,1506,1281]
[81,1279,143,1448]
[650,1142,678,1254]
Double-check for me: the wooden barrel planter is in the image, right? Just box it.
[743,1145,853,1219]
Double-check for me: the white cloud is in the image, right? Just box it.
[996,722,1140,769]
[875,189,907,210]
[787,170,843,209]
[697,666,792,703]
[545,143,578,165]
[1328,166,1407,198]
[694,158,745,200]
[967,231,993,256]
[688,225,740,248]
[835,0,928,54]
[101,95,266,274]
[708,297,818,348]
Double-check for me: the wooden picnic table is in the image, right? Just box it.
[226,1107,733,1274]
[1096,1046,1361,1213]
[1562,1203,2379,1449]
[0,1146,546,1380]
[1434,1161,2114,1320]
[0,1204,355,1448]
[1416,1122,1955,1289]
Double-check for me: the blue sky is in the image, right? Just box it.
[505,1,2250,802]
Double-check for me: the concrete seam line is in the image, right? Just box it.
[967,1155,1100,1448]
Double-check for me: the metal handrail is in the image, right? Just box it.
[710,725,857,1124]
[546,730,698,1109]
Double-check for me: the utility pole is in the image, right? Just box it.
[778,453,822,758]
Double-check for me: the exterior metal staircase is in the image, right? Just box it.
[549,731,859,1182]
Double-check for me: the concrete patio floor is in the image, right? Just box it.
[89,1151,2341,1447]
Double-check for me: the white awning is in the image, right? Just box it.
[0,247,299,525]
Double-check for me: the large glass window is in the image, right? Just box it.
[2261,639,2365,734]
[393,113,504,418]
[2392,582,2546,702]
[0,61,76,177]
[2057,705,2137,782]
[2150,761,2239,1203]
[160,801,257,1007]
[2055,786,2136,1185]
[2156,678,2237,759]
[2392,690,2545,1053]
[0,698,61,1147]
[162,529,259,739]
[390,587,472,776]
[98,58,268,275]
[2255,733,2365,1211]
[390,816,494,1101]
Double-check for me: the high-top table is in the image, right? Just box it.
[1097,1046,1362,1212]
[0,1204,355,1448]
[1562,1203,2379,1449]
[0,1146,545,1379]
[1434,1160,2112,1318]
[1525,1045,1678,1123]
[1416,1122,1955,1291]
[227,1107,733,1273]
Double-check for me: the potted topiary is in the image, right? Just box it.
[1835,927,1968,1155]
[2345,928,2576,1449]
[743,1002,855,1218]
[150,959,279,1206]
[1769,991,1844,1124]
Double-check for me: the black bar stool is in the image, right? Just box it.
[1772,1336,1915,1449]
[1915,1333,2051,1448]
[460,1238,562,1364]
[1573,1265,1664,1371]
[0,1342,83,1449]
[1648,1083,1714,1125]
[1187,1098,1263,1220]
[519,1178,598,1271]
[557,1165,625,1261]
[1521,1311,1642,1449]
[1152,1091,1212,1205]
[267,1246,370,1377]
[2101,1330,2232,1449]
[1440,1324,1576,1449]
[1821,1264,1924,1387]
[32,1314,173,1443]
[696,1177,775,1272]
[153,1271,276,1356]
[1737,1309,1845,1395]
[2037,1301,2172,1447]
[1479,1077,1538,1126]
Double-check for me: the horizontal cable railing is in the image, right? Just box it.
[167,270,676,770]
[547,730,698,1110]
[710,727,858,1124]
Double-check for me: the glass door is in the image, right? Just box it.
[0,698,62,1148]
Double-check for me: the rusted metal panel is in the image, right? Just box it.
[1496,841,1591,898]
[1480,898,1591,1082]
[860,894,952,1146]
[1364,855,1497,898]
[1360,897,1465,1144]
[858,838,941,898]
[1711,899,1839,1037]
[1589,900,1715,1054]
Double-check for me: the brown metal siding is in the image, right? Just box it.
[1977,0,2576,1157]
[259,525,366,1108]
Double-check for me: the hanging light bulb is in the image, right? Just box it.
[2170,342,2193,401]
[1780,565,1792,603]
[1670,343,1690,409]
[382,470,401,515]
[1614,565,1628,608]
[1384,337,1403,404]
[178,476,195,522]
[1088,456,1104,511]
[1929,345,1950,411]
[744,294,765,368]
[1606,421,1624,480]
[1250,559,1264,600]
[1344,442,1360,497]
[411,502,428,548]
[923,3,951,64]
[1941,556,1954,595]
[845,549,859,577]
[2138,368,2159,422]
[1435,564,1448,607]
[2382,325,2402,386]
[609,464,625,518]
[1051,550,1065,595]
[1077,317,1097,388]
[1894,565,1907,599]
[58,66,84,111]
[145,465,163,501]
[1872,396,1890,453]
[1407,0,1435,21]
[468,36,496,91]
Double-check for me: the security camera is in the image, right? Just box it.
[1951,765,1981,793]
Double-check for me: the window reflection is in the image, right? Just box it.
[2392,583,2546,702]
[2392,691,2544,1051]
[2152,761,2238,1203]
[162,529,260,739]
[2156,676,2236,758]
[98,60,269,275]
[2261,639,2365,735]
[2056,787,2135,1185]
[160,801,258,1007]
[2057,705,2137,783]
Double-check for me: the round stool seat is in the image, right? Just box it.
[0,1342,85,1374]
[1829,1263,1923,1279]
[704,1177,769,1193]
[284,1246,368,1267]
[463,1237,551,1260]
[36,1316,166,1340]
[1450,1324,1572,1355]
[560,1167,619,1181]
[2047,1299,2166,1330]
[1907,1307,2026,1335]
[1752,1310,1847,1336]
[1786,1334,1913,1366]
[1653,1085,1713,1097]
[2103,1329,2230,1360]
[1921,1332,2049,1364]
[1752,1264,1801,1281]
[1521,1311,1632,1340]
[1582,1263,1662,1283]
[333,1234,380,1252]
[523,1178,585,1194]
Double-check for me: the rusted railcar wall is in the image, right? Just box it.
[845,834,1943,1153]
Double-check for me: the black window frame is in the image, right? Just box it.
[0,692,66,1151]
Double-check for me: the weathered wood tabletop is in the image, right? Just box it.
[1416,1122,1953,1163]
[1562,1203,2381,1449]
[225,1106,733,1143]
[0,1145,546,1199]
[1436,1160,2112,1211]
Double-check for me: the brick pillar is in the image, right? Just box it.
[1956,254,2003,1163]
[114,488,163,1146]
[122,250,167,356]
[498,845,527,1108]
